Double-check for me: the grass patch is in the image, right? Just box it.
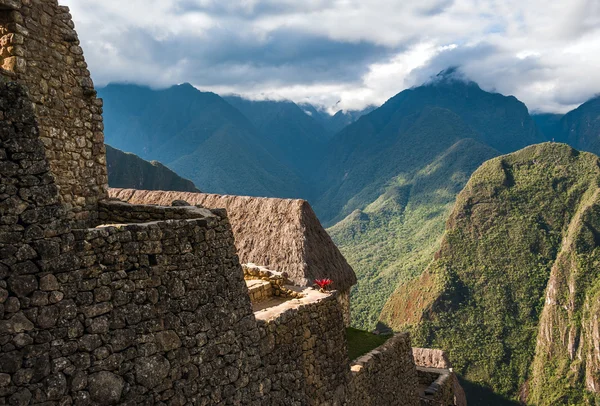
[346,327,390,360]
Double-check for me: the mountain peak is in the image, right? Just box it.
[424,67,478,88]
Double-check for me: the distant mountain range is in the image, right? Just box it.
[99,84,374,201]
[99,75,600,329]
[106,145,199,192]
[534,96,600,155]
[100,71,600,404]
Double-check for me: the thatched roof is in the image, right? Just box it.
[108,189,357,292]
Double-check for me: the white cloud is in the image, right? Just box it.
[62,0,600,113]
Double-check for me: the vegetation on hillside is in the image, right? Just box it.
[316,75,544,225]
[330,138,499,328]
[345,327,390,360]
[385,143,600,404]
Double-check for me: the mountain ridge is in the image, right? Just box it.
[384,143,600,404]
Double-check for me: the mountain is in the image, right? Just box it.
[105,145,199,192]
[329,138,500,328]
[223,96,327,178]
[316,74,545,330]
[533,96,600,157]
[532,113,562,141]
[383,143,600,404]
[324,107,378,135]
[99,83,307,198]
[298,103,376,136]
[556,96,600,154]
[316,73,545,225]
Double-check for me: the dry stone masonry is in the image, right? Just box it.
[108,189,357,326]
[0,0,107,227]
[0,0,464,405]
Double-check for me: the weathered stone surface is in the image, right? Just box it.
[39,274,59,291]
[0,312,33,334]
[0,0,107,226]
[45,372,67,400]
[88,371,124,405]
[135,355,170,388]
[155,330,182,352]
[8,275,37,297]
[171,199,191,206]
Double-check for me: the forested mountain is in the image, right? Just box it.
[99,83,308,198]
[315,73,544,225]
[223,96,328,178]
[105,145,199,192]
[329,138,500,327]
[384,143,600,405]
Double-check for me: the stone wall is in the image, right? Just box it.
[1,142,269,404]
[0,0,107,226]
[347,333,420,406]
[337,289,350,326]
[413,348,467,406]
[0,76,431,406]
[255,289,350,404]
[417,368,455,406]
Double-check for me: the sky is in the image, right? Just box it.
[62,0,600,114]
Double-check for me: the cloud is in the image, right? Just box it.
[62,0,600,113]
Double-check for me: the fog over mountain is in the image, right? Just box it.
[64,0,600,114]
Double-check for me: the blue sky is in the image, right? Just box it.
[63,0,600,113]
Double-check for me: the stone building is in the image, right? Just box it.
[0,0,106,227]
[108,189,356,326]
[0,0,464,405]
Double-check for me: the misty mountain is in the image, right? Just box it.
[99,83,308,198]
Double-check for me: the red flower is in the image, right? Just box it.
[314,278,333,290]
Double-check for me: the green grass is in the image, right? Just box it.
[346,327,390,360]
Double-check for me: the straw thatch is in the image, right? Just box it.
[108,189,357,292]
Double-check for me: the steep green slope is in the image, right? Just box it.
[316,74,545,225]
[329,138,499,328]
[99,84,306,198]
[384,143,600,403]
[106,145,199,192]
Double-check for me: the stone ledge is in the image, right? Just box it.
[242,263,304,299]
[417,366,451,396]
[350,332,411,372]
[0,0,21,10]
[97,199,221,226]
[254,287,334,322]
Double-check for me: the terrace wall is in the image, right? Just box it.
[347,333,420,406]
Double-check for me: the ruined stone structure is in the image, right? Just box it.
[109,190,356,326]
[0,1,464,405]
[0,0,107,227]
